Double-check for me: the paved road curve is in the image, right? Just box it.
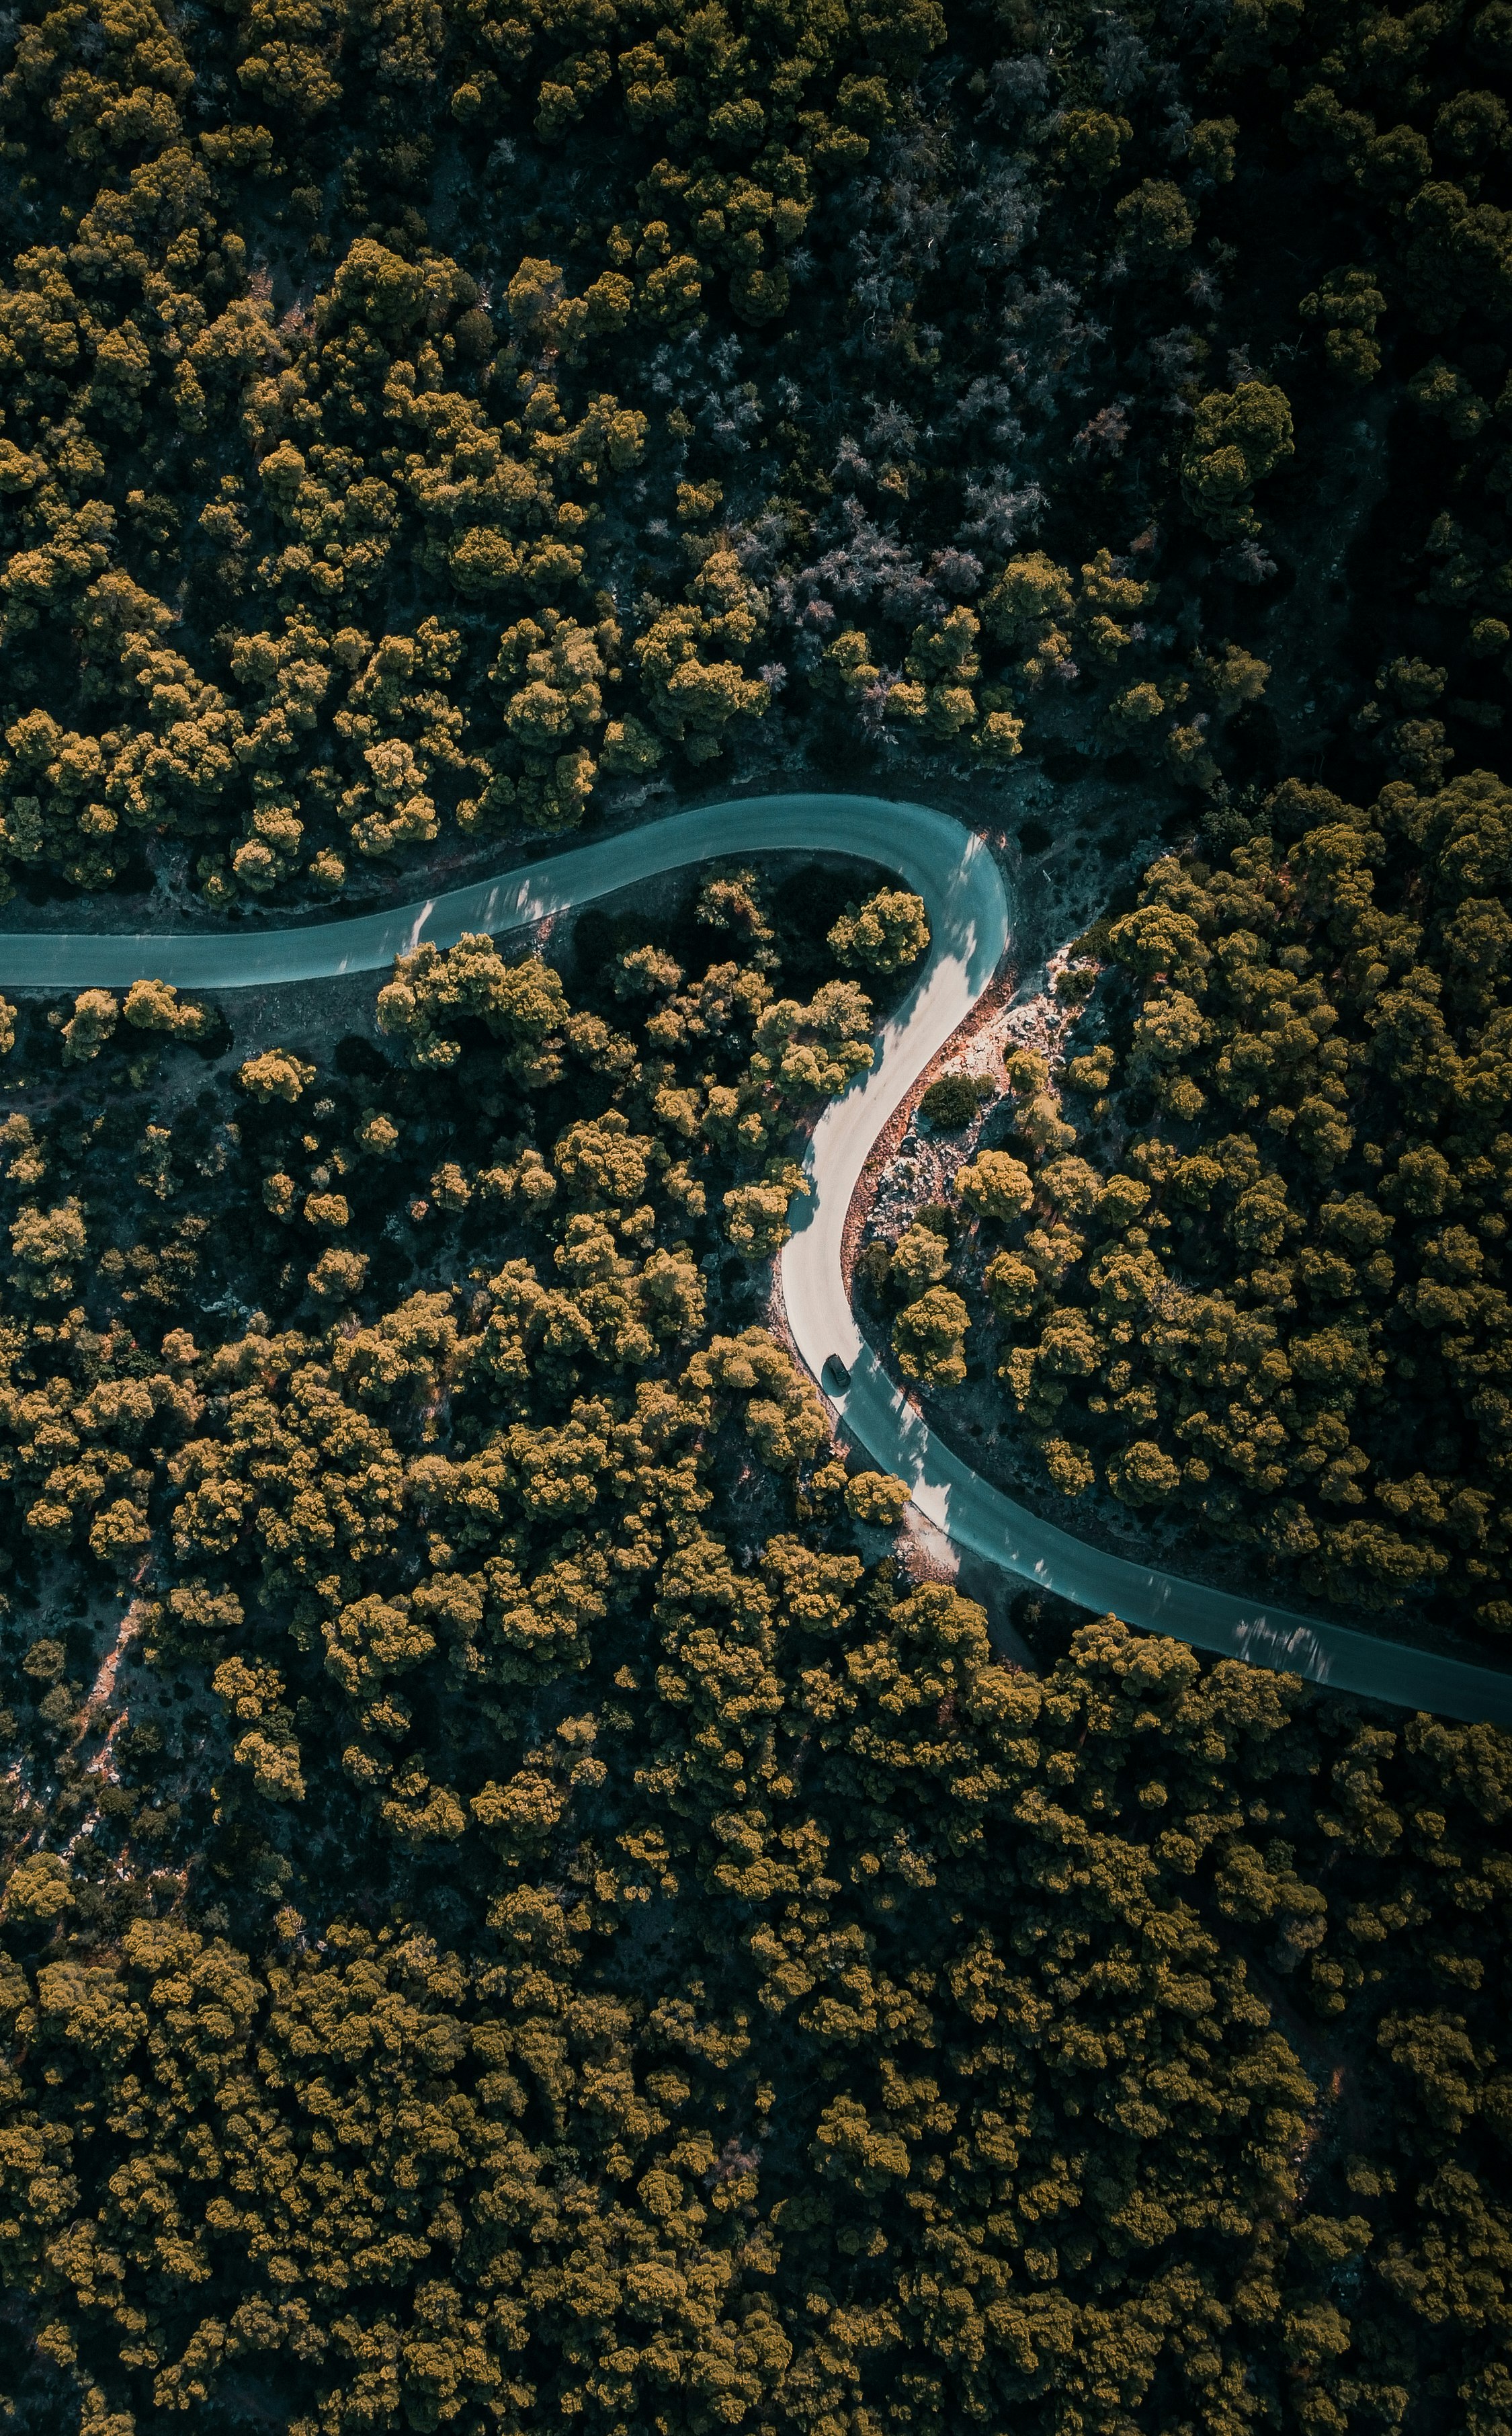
[3,790,1509,1726]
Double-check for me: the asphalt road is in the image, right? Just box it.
[3,791,1508,1725]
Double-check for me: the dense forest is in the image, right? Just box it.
[4,0,1512,2429]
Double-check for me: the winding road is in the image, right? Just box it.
[4,791,1510,1728]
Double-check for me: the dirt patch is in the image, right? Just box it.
[841,952,1021,1293]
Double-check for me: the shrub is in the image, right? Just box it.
[828,890,931,974]
[845,1470,911,1526]
[308,1247,370,1301]
[240,1050,317,1104]
[893,1286,970,1385]
[62,989,119,1064]
[958,1151,1034,1221]
[919,1073,993,1129]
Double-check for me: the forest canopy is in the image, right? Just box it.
[5,0,1512,2431]
[0,0,1502,904]
[2,909,1512,2436]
